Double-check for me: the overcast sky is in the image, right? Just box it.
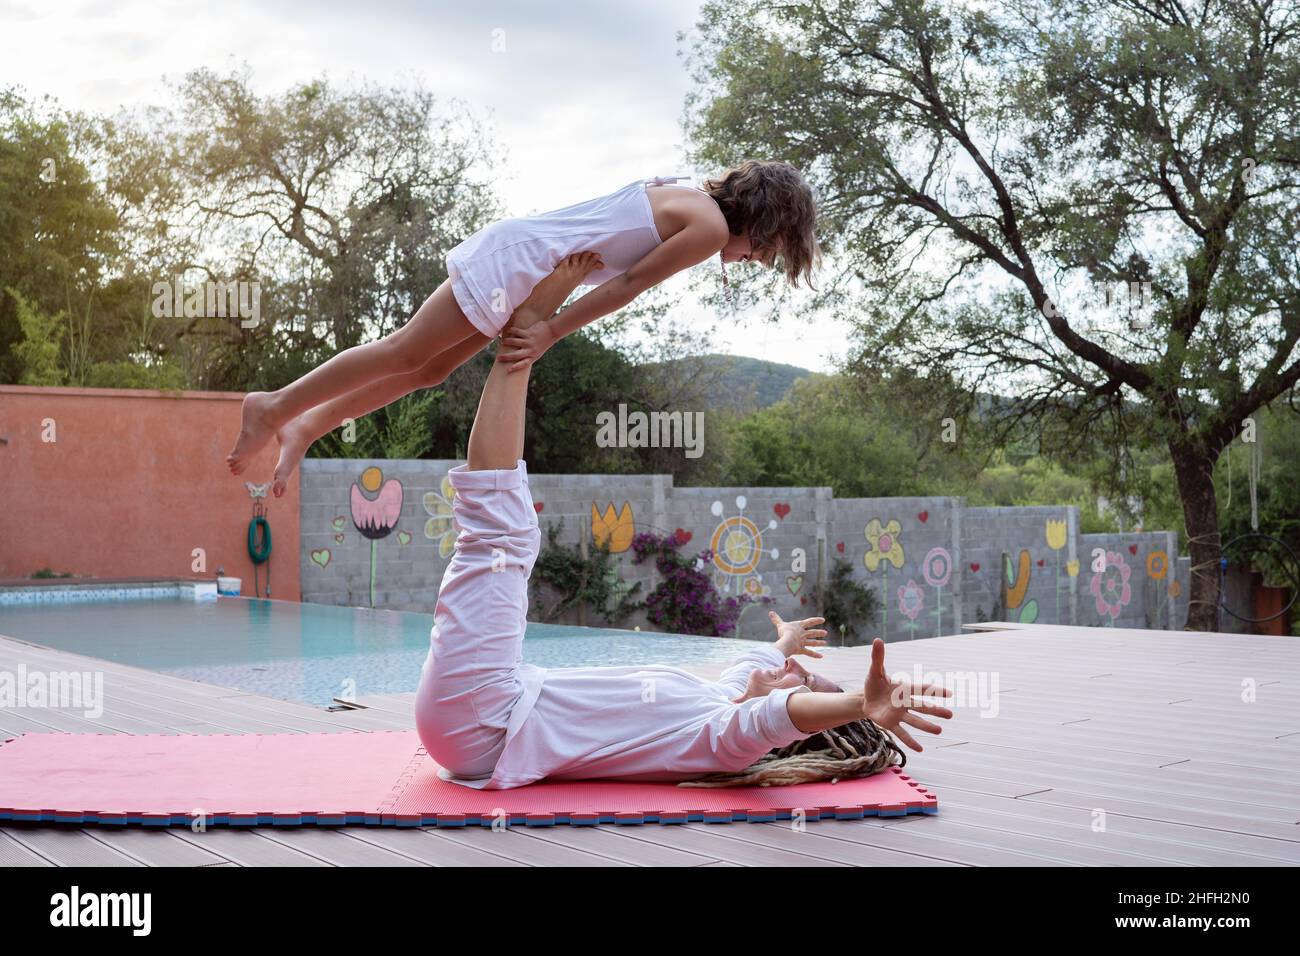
[1,0,851,371]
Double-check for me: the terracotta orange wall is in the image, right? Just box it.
[0,385,301,600]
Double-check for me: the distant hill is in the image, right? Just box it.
[647,353,813,411]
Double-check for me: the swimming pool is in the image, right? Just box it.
[0,596,759,707]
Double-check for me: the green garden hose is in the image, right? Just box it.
[247,515,272,564]
[247,513,272,597]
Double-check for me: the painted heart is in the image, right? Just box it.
[773,503,791,520]
[917,510,929,523]
[397,530,412,545]
[836,541,845,553]
[311,549,332,568]
[969,562,980,572]
[534,502,544,513]
[1037,558,1045,567]
[331,516,346,531]
[786,574,803,597]
[799,595,808,606]
[674,528,693,545]
[1128,544,1138,555]
[334,534,344,544]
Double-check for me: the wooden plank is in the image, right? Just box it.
[252,829,430,867]
[513,825,723,866]
[79,828,235,867]
[344,828,530,867]
[0,827,145,867]
[933,788,1296,865]
[422,826,632,866]
[0,829,56,866]
[168,829,334,867]
[608,824,849,867]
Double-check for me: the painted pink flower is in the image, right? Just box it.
[351,470,403,540]
[922,546,952,588]
[898,579,925,621]
[1089,550,1132,619]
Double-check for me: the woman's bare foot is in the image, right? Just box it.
[226,391,281,475]
[509,251,604,330]
[270,417,315,498]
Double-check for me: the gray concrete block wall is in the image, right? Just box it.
[961,505,1079,627]
[1077,531,1181,629]
[300,459,1193,638]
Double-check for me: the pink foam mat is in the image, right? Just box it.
[0,730,938,827]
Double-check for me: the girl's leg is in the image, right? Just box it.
[270,331,490,497]
[466,251,602,470]
[412,253,602,778]
[227,279,477,473]
[268,251,603,495]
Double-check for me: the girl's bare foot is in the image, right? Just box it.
[270,417,315,498]
[509,251,604,330]
[226,391,279,475]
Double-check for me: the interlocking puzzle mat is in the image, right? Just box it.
[0,730,938,827]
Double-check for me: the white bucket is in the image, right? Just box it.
[192,581,219,601]
[216,576,242,596]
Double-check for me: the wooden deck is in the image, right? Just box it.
[1,623,1297,867]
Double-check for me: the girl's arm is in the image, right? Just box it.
[498,217,728,372]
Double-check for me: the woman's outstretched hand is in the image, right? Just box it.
[862,638,953,752]
[769,610,828,659]
[498,321,557,373]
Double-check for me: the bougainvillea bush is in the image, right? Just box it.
[630,531,765,636]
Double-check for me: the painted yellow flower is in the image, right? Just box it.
[423,475,458,559]
[592,501,634,554]
[1046,519,1068,551]
[1146,550,1169,580]
[1066,559,1080,577]
[1168,579,1182,598]
[864,518,905,572]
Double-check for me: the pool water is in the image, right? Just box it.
[0,597,758,707]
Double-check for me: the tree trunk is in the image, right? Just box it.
[1169,442,1222,631]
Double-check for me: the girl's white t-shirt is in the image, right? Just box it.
[444,177,671,338]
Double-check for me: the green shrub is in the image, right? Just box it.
[530,520,641,626]
[811,557,881,645]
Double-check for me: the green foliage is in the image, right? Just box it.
[682,0,1300,629]
[84,359,186,390]
[530,520,641,625]
[310,390,440,461]
[8,288,65,385]
[724,374,974,497]
[811,557,882,646]
[30,568,73,579]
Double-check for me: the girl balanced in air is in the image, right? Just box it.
[225,161,820,495]
[411,257,952,789]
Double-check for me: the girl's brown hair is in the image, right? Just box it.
[702,160,821,289]
[677,717,905,788]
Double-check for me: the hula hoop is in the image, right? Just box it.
[1217,532,1298,624]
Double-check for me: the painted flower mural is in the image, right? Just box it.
[351,466,404,607]
[1146,550,1168,579]
[921,546,951,637]
[1003,549,1039,624]
[864,519,905,571]
[865,518,906,636]
[1090,549,1132,623]
[897,579,925,639]
[1045,517,1068,622]
[1146,549,1170,627]
[423,475,458,560]
[593,501,635,554]
[1045,519,1067,551]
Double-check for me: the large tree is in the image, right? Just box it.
[685,0,1300,629]
[164,68,502,390]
